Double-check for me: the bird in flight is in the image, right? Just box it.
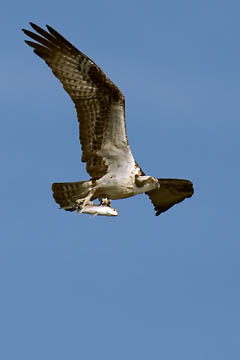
[23,23,194,217]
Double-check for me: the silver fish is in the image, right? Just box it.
[77,204,118,217]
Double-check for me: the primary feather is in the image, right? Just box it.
[23,23,194,217]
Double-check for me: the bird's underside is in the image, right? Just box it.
[23,22,194,217]
[51,176,194,217]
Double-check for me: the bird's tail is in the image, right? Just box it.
[51,180,92,211]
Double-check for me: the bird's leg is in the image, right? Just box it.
[78,191,95,212]
[76,198,92,208]
[99,197,112,207]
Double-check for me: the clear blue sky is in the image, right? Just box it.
[1,0,240,359]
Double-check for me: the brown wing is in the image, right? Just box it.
[146,179,194,216]
[22,23,129,179]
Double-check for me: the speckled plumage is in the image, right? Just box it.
[23,23,194,216]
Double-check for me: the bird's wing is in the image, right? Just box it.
[146,179,194,216]
[23,23,133,179]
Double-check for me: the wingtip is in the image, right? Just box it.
[29,22,47,34]
[29,21,37,28]
[24,39,34,46]
[187,180,194,197]
[45,24,59,37]
[46,24,53,32]
[29,22,38,31]
[22,29,32,37]
[21,22,39,33]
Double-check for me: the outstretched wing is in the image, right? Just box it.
[146,179,194,216]
[22,23,133,179]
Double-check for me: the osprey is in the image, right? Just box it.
[23,23,194,217]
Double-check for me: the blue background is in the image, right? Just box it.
[1,0,240,359]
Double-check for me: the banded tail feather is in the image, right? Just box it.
[23,23,194,217]
[52,181,92,211]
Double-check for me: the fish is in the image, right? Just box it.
[77,204,118,217]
